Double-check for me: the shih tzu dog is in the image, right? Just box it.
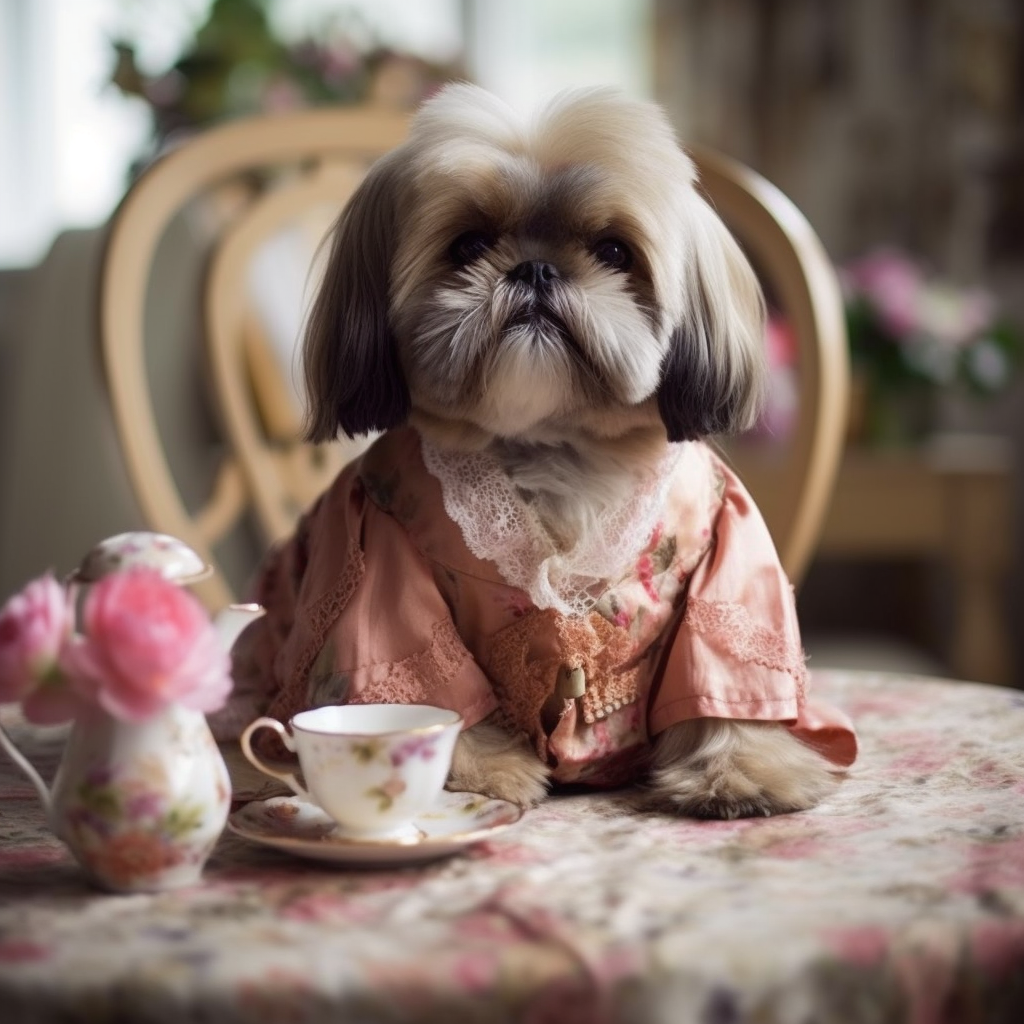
[236,84,856,819]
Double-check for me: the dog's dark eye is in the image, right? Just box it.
[449,231,495,266]
[593,238,633,272]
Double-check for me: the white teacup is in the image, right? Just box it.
[240,704,463,838]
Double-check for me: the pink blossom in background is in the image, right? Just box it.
[765,315,798,369]
[0,573,74,720]
[915,284,996,350]
[753,316,799,441]
[841,249,923,338]
[260,76,305,113]
[63,568,232,722]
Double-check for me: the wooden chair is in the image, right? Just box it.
[98,108,848,610]
[99,107,408,611]
[692,147,850,586]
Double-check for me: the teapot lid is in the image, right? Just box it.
[70,532,213,585]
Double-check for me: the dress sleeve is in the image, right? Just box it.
[214,462,497,741]
[648,459,857,767]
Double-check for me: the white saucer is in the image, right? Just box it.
[227,790,524,866]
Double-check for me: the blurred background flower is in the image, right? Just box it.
[841,248,1022,444]
[751,314,800,444]
[108,0,461,160]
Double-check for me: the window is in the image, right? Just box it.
[466,0,653,113]
[0,0,652,267]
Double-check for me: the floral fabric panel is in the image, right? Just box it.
[1,671,1023,1022]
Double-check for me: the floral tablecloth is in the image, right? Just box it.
[1,670,1023,1024]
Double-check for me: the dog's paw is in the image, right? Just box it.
[448,720,550,808]
[646,718,838,820]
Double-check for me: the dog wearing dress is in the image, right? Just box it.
[234,84,857,819]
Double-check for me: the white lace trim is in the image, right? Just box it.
[421,437,682,616]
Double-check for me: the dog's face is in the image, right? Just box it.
[303,85,766,448]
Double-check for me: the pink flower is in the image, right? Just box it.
[636,555,659,603]
[390,734,439,766]
[0,573,76,722]
[64,568,231,722]
[916,283,996,349]
[842,249,923,337]
[765,315,798,369]
[21,676,85,725]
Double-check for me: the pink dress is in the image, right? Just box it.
[223,427,857,785]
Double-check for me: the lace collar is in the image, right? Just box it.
[420,436,683,616]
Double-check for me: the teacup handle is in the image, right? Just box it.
[240,717,310,802]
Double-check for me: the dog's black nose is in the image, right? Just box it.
[509,260,559,290]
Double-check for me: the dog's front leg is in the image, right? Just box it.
[448,716,550,808]
[647,718,838,819]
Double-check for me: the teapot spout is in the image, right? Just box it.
[213,603,266,654]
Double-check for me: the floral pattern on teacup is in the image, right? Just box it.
[343,732,443,769]
[348,738,386,764]
[364,776,408,812]
[341,733,444,812]
[389,734,441,767]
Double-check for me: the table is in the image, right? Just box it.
[2,670,1023,1023]
[817,435,1015,687]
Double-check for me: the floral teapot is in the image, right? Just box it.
[0,532,264,892]
[69,531,265,662]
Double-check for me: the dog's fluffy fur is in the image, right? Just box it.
[301,84,836,818]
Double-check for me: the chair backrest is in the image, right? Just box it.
[691,147,849,586]
[99,107,847,610]
[100,107,408,610]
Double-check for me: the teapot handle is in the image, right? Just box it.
[0,721,52,813]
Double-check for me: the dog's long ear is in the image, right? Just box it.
[302,152,411,442]
[657,197,767,442]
